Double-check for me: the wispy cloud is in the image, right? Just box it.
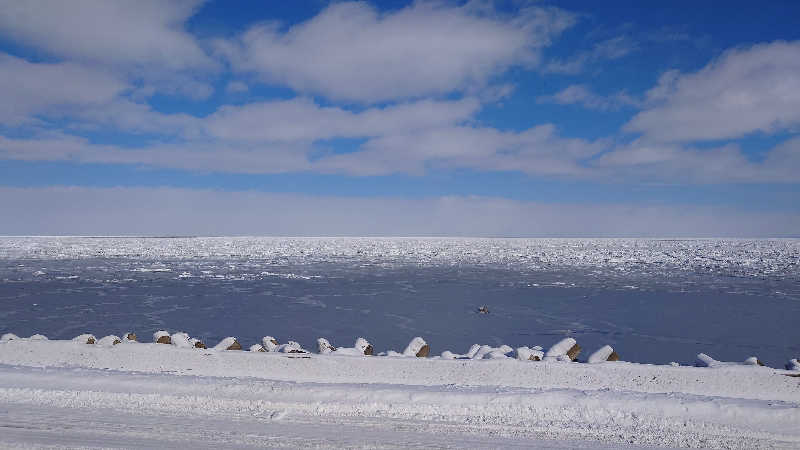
[544,36,637,74]
[537,84,640,111]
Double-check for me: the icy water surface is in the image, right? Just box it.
[1,237,798,366]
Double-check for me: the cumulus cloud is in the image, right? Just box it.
[625,40,800,142]
[0,53,128,124]
[0,186,796,237]
[0,0,213,71]
[215,1,575,102]
[537,84,639,111]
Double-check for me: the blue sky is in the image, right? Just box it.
[0,0,799,236]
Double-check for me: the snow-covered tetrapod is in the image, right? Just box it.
[587,345,620,363]
[515,346,544,361]
[544,338,580,361]
[170,332,192,348]
[97,335,122,347]
[326,338,374,356]
[153,330,171,344]
[317,338,336,354]
[262,336,280,352]
[214,337,242,351]
[403,337,430,357]
[72,334,96,344]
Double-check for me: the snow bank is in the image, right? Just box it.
[1,338,799,449]
[787,358,800,371]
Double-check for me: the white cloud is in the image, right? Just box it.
[0,186,796,237]
[595,137,800,183]
[544,36,637,74]
[0,119,603,177]
[537,84,639,111]
[625,40,800,142]
[0,53,127,124]
[203,98,480,142]
[216,1,575,102]
[0,0,213,71]
[225,81,249,93]
[315,124,605,176]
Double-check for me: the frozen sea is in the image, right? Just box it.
[1,237,798,366]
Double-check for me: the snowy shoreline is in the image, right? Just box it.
[1,337,799,448]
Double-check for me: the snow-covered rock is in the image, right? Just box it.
[743,356,765,366]
[170,332,192,348]
[28,334,48,341]
[123,332,137,343]
[317,338,336,354]
[328,338,373,356]
[189,338,206,349]
[403,337,430,357]
[97,335,122,347]
[214,337,242,351]
[697,353,768,368]
[72,334,96,344]
[473,345,513,360]
[249,344,266,352]
[277,341,308,354]
[153,330,171,344]
[441,344,482,360]
[1,333,20,342]
[786,359,800,371]
[515,346,544,361]
[544,338,580,361]
[587,345,619,363]
[262,336,280,352]
[695,353,717,367]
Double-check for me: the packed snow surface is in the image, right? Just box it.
[1,338,799,449]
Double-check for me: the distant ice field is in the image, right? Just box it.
[1,237,798,366]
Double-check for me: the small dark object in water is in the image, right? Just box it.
[477,306,489,314]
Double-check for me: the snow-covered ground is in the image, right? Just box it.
[1,338,799,449]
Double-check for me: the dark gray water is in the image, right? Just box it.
[1,237,798,366]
